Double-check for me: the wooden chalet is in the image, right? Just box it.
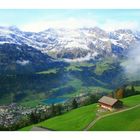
[98,96,123,111]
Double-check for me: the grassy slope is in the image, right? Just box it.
[20,95,140,131]
[19,104,97,131]
[122,94,140,107]
[90,106,140,131]
[38,104,97,131]
[90,95,140,131]
[94,57,114,75]
[19,125,33,131]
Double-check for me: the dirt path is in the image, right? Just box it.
[84,104,140,131]
[31,126,54,131]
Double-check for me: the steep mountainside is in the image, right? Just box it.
[0,26,139,62]
[0,43,51,73]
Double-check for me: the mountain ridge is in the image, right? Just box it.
[0,26,139,73]
[0,26,139,61]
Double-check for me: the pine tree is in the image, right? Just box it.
[50,104,56,116]
[30,112,39,123]
[55,104,62,115]
[131,85,135,93]
[72,98,78,109]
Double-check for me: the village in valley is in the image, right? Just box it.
[0,103,34,129]
[0,103,52,130]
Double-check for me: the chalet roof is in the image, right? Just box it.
[98,96,118,106]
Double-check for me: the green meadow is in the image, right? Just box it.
[20,95,140,131]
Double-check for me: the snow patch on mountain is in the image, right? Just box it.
[0,26,139,61]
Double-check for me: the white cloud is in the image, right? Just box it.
[121,42,140,81]
[20,18,98,32]
[101,20,139,31]
[63,52,98,62]
[20,18,140,32]
[16,60,30,65]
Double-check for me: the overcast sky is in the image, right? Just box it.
[0,9,140,32]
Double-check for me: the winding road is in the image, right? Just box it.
[84,104,140,131]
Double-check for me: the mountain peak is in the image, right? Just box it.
[0,25,138,61]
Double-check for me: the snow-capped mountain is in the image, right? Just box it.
[0,26,140,62]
